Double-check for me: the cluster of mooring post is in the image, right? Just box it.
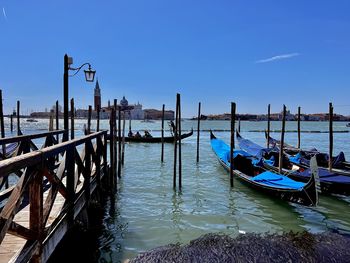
[230,102,236,187]
[173,93,182,190]
[264,103,335,173]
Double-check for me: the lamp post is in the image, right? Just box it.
[63,54,96,141]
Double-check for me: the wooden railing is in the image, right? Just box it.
[0,130,66,199]
[0,130,108,263]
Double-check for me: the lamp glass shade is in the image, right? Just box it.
[84,69,96,82]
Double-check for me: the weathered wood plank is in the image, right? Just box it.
[0,130,65,146]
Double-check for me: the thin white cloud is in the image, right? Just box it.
[2,7,7,20]
[255,53,300,63]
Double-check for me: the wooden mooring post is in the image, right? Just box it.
[10,115,13,133]
[56,100,59,142]
[0,90,5,156]
[122,111,126,166]
[117,101,122,178]
[278,105,286,174]
[71,99,75,140]
[96,105,100,132]
[17,100,21,135]
[267,104,270,148]
[0,90,5,139]
[161,104,165,162]
[87,105,92,135]
[297,106,301,149]
[329,102,333,172]
[178,94,182,189]
[109,107,116,187]
[238,118,241,133]
[230,102,236,187]
[173,95,179,189]
[196,102,201,163]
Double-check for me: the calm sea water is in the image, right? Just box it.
[3,118,350,262]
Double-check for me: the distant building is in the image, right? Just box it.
[144,109,174,120]
[94,79,101,111]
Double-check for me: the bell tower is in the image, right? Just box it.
[94,79,101,111]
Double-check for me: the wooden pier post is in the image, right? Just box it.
[278,105,286,174]
[178,94,182,190]
[56,100,59,142]
[96,105,100,132]
[10,115,13,132]
[87,105,92,134]
[238,118,241,133]
[70,99,75,140]
[297,106,301,149]
[329,102,333,172]
[0,90,6,158]
[230,102,236,187]
[196,102,201,163]
[267,104,271,148]
[173,95,179,189]
[0,90,5,139]
[161,104,165,162]
[113,99,118,179]
[118,102,122,178]
[29,171,43,263]
[17,100,21,135]
[49,114,54,131]
[109,108,115,187]
[121,111,126,166]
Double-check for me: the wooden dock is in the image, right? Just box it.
[0,130,114,263]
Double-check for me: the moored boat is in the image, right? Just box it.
[210,131,318,206]
[265,131,350,175]
[237,131,350,196]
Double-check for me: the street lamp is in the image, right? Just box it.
[63,54,96,141]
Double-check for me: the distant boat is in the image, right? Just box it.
[346,123,350,127]
[141,119,155,123]
[107,129,194,143]
[26,118,38,122]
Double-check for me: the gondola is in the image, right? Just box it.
[107,128,193,143]
[210,131,318,206]
[265,131,350,175]
[237,131,350,195]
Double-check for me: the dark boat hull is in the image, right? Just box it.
[108,129,193,143]
[211,131,318,206]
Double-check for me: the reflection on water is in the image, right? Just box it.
[2,119,350,262]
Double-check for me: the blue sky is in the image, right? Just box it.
[1,1,350,117]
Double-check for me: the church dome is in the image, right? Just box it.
[120,96,128,107]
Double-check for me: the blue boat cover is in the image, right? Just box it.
[211,137,306,189]
[294,168,350,184]
[237,135,278,159]
[210,137,251,165]
[252,171,305,189]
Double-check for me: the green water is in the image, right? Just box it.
[3,118,350,262]
[95,120,350,262]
